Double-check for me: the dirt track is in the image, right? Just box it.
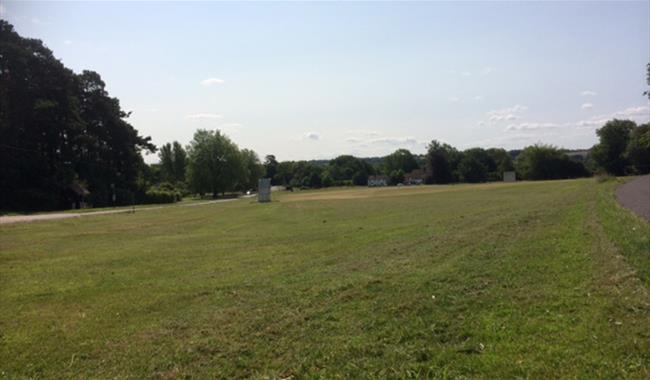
[616,175,650,223]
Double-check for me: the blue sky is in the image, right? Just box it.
[2,1,649,162]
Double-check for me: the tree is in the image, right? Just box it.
[516,144,589,180]
[240,149,264,190]
[172,141,187,183]
[389,169,405,185]
[486,148,514,179]
[0,21,154,210]
[159,141,187,184]
[591,119,635,175]
[159,143,175,183]
[424,140,461,184]
[328,155,375,185]
[76,70,155,206]
[186,130,242,198]
[383,149,419,175]
[626,123,650,174]
[321,172,334,187]
[264,155,279,184]
[458,149,489,183]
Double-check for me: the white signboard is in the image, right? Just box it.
[503,171,516,182]
[258,178,271,202]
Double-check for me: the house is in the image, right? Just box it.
[404,169,426,185]
[367,175,389,187]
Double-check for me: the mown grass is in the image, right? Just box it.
[1,179,648,378]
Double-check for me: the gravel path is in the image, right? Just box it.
[0,198,242,225]
[616,175,650,223]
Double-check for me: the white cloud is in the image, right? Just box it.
[369,136,420,146]
[486,105,528,122]
[581,103,593,110]
[345,137,362,143]
[576,118,608,128]
[577,105,649,128]
[63,40,72,45]
[185,113,222,120]
[463,133,552,149]
[461,72,472,77]
[448,96,460,103]
[0,5,6,15]
[615,105,649,118]
[505,122,561,131]
[474,96,483,101]
[31,18,41,24]
[580,90,597,96]
[481,67,494,75]
[200,78,224,87]
[491,105,650,134]
[305,132,320,141]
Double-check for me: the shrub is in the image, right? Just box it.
[144,189,180,204]
[595,172,614,183]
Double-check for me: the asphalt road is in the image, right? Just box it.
[616,175,650,223]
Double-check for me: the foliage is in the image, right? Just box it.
[486,148,515,179]
[158,143,175,183]
[264,155,279,184]
[591,119,635,175]
[328,155,375,186]
[143,188,181,204]
[0,21,154,210]
[268,155,376,189]
[516,144,589,180]
[594,172,614,183]
[159,141,188,184]
[186,130,243,198]
[388,169,405,185]
[424,140,461,184]
[383,149,419,175]
[239,149,264,191]
[457,149,489,183]
[625,123,650,174]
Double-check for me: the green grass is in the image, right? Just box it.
[1,179,649,379]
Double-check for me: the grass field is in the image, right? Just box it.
[1,179,649,379]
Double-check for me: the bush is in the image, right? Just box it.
[321,173,334,187]
[144,189,180,204]
[595,172,614,183]
[389,169,405,185]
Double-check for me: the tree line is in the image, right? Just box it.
[1,19,648,211]
[258,118,649,190]
[0,21,155,210]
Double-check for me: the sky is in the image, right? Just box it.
[2,1,649,163]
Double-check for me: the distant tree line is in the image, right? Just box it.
[262,142,589,189]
